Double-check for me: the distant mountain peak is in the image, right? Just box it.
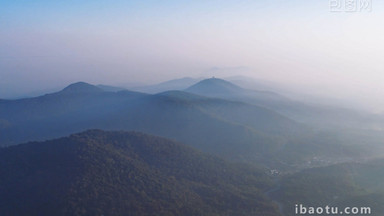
[61,82,103,93]
[186,78,244,95]
[199,77,241,85]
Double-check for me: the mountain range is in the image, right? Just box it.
[1,79,382,170]
[1,77,384,215]
[0,81,302,165]
[185,78,384,130]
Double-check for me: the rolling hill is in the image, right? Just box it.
[0,82,308,166]
[185,78,384,130]
[186,78,284,103]
[0,81,379,171]
[0,130,280,216]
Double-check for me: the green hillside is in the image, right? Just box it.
[0,130,280,216]
[273,159,384,215]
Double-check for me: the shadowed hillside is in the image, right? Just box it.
[0,130,280,216]
[273,159,384,215]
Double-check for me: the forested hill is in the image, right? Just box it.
[0,130,280,216]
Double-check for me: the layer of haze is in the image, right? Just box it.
[1,0,384,111]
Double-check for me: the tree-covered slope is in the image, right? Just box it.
[273,159,384,215]
[0,130,280,216]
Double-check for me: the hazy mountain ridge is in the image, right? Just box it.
[0,82,303,165]
[61,82,104,93]
[186,78,284,102]
[132,77,203,93]
[157,90,304,136]
[1,78,383,215]
[97,84,127,92]
[185,78,384,130]
[0,80,381,171]
[0,84,147,124]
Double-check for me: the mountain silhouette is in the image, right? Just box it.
[186,78,245,95]
[185,78,285,103]
[0,82,313,169]
[185,78,379,130]
[0,81,369,169]
[60,82,104,94]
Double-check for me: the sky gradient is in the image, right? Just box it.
[1,0,384,111]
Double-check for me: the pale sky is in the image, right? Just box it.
[1,0,384,111]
